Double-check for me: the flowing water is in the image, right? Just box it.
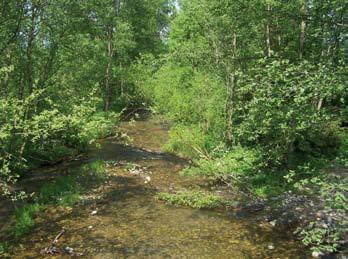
[1,117,309,258]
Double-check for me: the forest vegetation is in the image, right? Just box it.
[1,0,347,256]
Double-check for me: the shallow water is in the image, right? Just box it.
[2,117,309,258]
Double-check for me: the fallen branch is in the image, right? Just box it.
[52,228,65,246]
[41,228,66,255]
[122,108,151,121]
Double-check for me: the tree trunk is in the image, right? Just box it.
[299,2,307,59]
[266,4,272,57]
[226,33,237,146]
[103,30,113,111]
[115,0,121,15]
[226,71,235,146]
[26,5,37,96]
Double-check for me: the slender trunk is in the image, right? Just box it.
[276,21,281,48]
[26,6,37,96]
[320,17,326,59]
[17,102,31,165]
[317,98,324,111]
[226,71,235,145]
[115,0,121,15]
[19,74,25,101]
[266,4,272,57]
[332,24,342,67]
[299,2,307,59]
[226,33,237,146]
[104,30,113,111]
[103,1,120,111]
[1,50,11,99]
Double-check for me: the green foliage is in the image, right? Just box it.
[151,64,226,125]
[335,130,348,167]
[14,204,42,237]
[84,159,108,178]
[182,147,290,197]
[182,146,261,180]
[286,155,348,254]
[39,176,80,205]
[145,63,226,155]
[0,79,119,196]
[154,0,347,163]
[165,125,207,158]
[157,190,227,209]
[298,222,341,253]
[0,0,171,198]
[234,60,345,164]
[146,0,347,254]
[0,242,11,255]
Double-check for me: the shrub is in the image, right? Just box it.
[157,190,227,209]
[14,204,42,237]
[0,90,118,198]
[182,146,262,182]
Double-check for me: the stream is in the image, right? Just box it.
[0,116,309,258]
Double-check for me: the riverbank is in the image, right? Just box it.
[158,125,348,258]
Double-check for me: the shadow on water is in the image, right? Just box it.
[1,116,310,258]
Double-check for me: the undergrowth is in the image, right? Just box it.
[157,190,229,209]
[0,242,11,256]
[163,129,348,254]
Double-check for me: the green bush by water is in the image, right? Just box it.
[0,242,11,255]
[157,191,229,209]
[39,175,80,205]
[14,204,42,237]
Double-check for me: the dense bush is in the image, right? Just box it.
[0,89,118,198]
[233,60,345,164]
[157,190,228,209]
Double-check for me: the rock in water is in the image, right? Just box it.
[312,251,323,258]
[268,244,275,250]
[144,176,151,184]
[64,247,74,255]
[270,220,277,227]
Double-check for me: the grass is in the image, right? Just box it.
[249,170,291,197]
[14,204,43,237]
[0,242,11,255]
[11,159,107,238]
[157,190,230,209]
[39,175,80,205]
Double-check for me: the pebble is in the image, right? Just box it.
[312,251,323,258]
[64,247,74,254]
[269,220,277,227]
[268,244,275,250]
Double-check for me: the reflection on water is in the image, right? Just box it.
[1,117,309,258]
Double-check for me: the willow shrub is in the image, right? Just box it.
[233,60,346,165]
[0,91,118,198]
